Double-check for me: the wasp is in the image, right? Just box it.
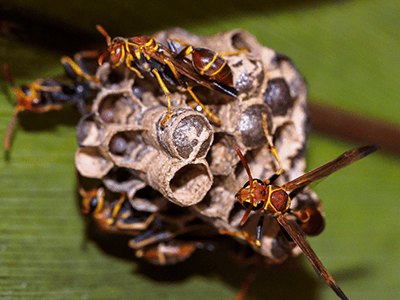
[80,185,158,233]
[80,183,215,265]
[96,25,239,127]
[228,143,379,300]
[3,57,99,151]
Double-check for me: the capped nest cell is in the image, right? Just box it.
[75,28,321,264]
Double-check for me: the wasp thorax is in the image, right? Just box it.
[268,186,290,214]
[129,36,154,47]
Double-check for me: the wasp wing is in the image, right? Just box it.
[276,215,349,300]
[150,45,238,97]
[282,145,379,192]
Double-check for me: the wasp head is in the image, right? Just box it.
[81,187,105,215]
[96,25,126,66]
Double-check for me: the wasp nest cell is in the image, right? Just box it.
[75,28,321,264]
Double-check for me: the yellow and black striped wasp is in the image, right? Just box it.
[79,182,215,265]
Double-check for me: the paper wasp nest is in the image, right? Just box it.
[75,28,320,263]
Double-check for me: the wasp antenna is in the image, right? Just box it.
[4,111,18,151]
[3,65,21,151]
[96,24,111,46]
[75,169,88,198]
[3,64,16,87]
[235,145,256,225]
[357,144,380,158]
[97,49,110,66]
[240,204,253,226]
[234,145,253,183]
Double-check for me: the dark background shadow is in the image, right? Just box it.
[0,0,349,54]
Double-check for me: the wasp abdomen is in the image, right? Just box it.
[191,48,233,86]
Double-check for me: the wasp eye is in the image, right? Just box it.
[89,196,99,213]
[242,201,251,209]
[255,179,264,185]
[23,87,32,96]
[242,179,265,189]
[110,45,123,64]
[253,201,264,210]
[242,200,264,211]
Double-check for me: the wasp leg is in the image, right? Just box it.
[125,57,144,78]
[128,231,174,250]
[74,50,100,76]
[35,85,62,93]
[151,68,173,128]
[235,262,263,300]
[255,215,264,245]
[129,223,211,250]
[162,58,221,125]
[104,192,127,226]
[262,112,283,176]
[217,48,249,57]
[186,86,221,125]
[61,56,100,83]
[28,104,63,113]
[115,210,158,231]
[219,229,261,247]
[4,111,18,151]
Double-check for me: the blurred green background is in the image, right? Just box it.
[0,0,399,299]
